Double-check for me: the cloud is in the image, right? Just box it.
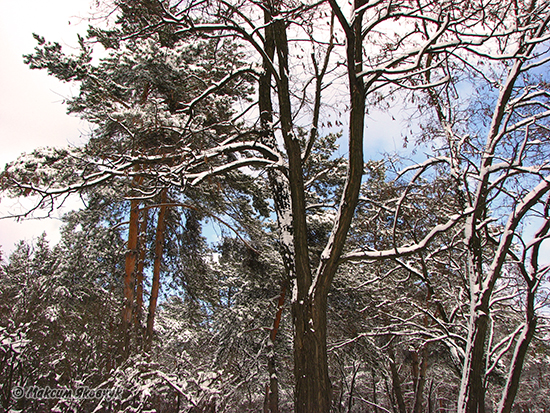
[0,0,94,253]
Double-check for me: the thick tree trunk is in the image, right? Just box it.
[458,304,489,413]
[260,0,366,409]
[294,295,331,412]
[145,189,168,350]
[292,0,366,410]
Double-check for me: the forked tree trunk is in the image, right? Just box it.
[292,0,366,408]
[497,208,548,413]
[258,0,366,409]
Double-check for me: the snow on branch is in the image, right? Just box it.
[341,208,473,262]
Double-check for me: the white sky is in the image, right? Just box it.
[0,0,405,258]
[0,0,97,255]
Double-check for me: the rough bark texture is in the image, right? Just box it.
[294,296,330,412]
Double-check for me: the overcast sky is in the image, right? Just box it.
[0,0,98,255]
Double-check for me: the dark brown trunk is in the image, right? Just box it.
[465,309,489,413]
[145,189,168,350]
[293,0,366,410]
[266,281,287,413]
[347,363,359,413]
[388,347,407,413]
[499,204,549,412]
[428,380,434,413]
[413,349,428,413]
[294,295,330,412]
[497,292,537,413]
[371,367,378,413]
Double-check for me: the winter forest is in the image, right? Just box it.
[1,0,550,411]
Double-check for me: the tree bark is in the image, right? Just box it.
[134,206,148,337]
[122,197,140,357]
[294,295,331,412]
[266,281,287,413]
[388,347,407,413]
[259,4,294,411]
[413,349,428,413]
[145,188,168,350]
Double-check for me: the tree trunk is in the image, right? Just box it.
[458,305,489,413]
[388,347,407,413]
[266,281,287,413]
[122,197,140,357]
[145,188,168,350]
[134,206,148,338]
[413,349,428,413]
[259,5,294,412]
[293,295,331,412]
[292,0,366,409]
[497,284,538,413]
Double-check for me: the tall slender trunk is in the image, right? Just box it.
[496,316,536,413]
[259,5,294,411]
[122,197,140,357]
[371,367,378,413]
[266,281,287,413]
[497,205,548,413]
[134,207,148,338]
[145,188,168,350]
[388,347,407,413]
[413,349,428,413]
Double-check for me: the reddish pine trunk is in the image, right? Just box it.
[134,207,148,334]
[122,198,140,356]
[145,189,168,350]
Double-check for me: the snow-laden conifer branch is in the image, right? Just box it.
[179,67,261,116]
[341,208,473,262]
[175,24,281,85]
[186,157,277,186]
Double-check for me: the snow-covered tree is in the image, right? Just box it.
[2,0,550,411]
